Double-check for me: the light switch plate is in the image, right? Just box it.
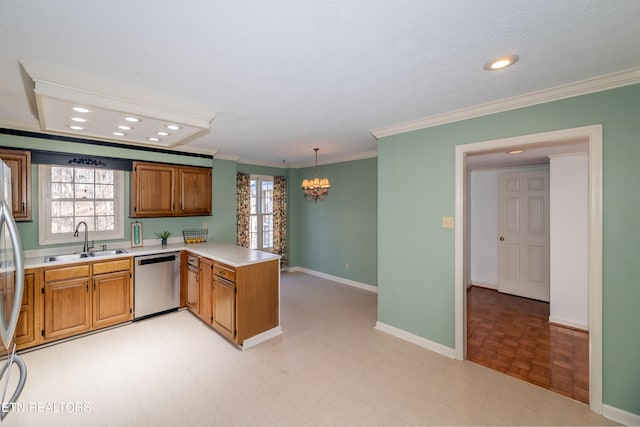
[442,216,454,228]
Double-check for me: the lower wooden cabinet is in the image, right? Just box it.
[15,270,37,349]
[213,275,235,341]
[92,259,133,329]
[40,258,133,345]
[43,276,91,341]
[183,254,278,346]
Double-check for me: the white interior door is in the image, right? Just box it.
[498,170,550,301]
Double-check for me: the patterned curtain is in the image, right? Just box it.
[236,172,251,248]
[273,175,288,267]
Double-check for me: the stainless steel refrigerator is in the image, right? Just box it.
[0,161,26,420]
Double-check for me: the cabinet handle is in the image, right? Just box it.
[93,279,96,291]
[22,202,25,213]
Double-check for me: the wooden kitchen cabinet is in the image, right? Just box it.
[15,269,37,349]
[43,264,92,342]
[198,257,213,324]
[0,148,31,221]
[41,258,133,345]
[184,257,278,346]
[130,161,211,218]
[92,259,133,329]
[213,273,235,341]
[178,166,212,216]
[186,255,200,312]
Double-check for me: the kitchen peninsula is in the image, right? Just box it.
[21,242,281,351]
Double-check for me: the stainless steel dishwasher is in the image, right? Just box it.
[134,252,180,320]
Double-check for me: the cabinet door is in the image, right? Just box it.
[43,277,91,341]
[15,271,36,349]
[177,166,212,216]
[199,258,213,324]
[93,271,132,329]
[186,265,199,312]
[213,277,235,341]
[131,162,175,217]
[0,149,31,221]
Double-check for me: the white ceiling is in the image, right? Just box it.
[1,1,640,167]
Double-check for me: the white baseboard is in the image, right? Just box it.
[603,404,640,426]
[374,321,456,359]
[241,326,282,350]
[548,315,589,331]
[470,281,498,290]
[285,266,377,293]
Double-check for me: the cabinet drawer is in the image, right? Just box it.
[213,263,236,283]
[44,264,90,282]
[93,258,131,275]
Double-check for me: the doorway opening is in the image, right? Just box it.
[454,125,603,414]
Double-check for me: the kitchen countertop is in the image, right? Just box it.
[24,241,280,269]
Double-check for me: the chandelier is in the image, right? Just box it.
[301,148,330,201]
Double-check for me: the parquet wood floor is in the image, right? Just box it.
[466,286,589,404]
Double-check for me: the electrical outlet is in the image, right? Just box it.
[345,263,350,270]
[442,216,454,229]
[202,222,208,229]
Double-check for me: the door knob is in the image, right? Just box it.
[499,236,505,241]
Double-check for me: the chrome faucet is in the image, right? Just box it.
[73,221,93,252]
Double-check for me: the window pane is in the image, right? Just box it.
[75,201,94,216]
[262,181,273,214]
[75,217,95,231]
[52,217,74,233]
[96,216,114,231]
[75,183,94,199]
[95,184,113,199]
[52,183,73,199]
[95,201,114,215]
[262,214,273,248]
[249,215,258,249]
[250,180,257,214]
[75,168,94,183]
[95,170,113,184]
[51,167,73,182]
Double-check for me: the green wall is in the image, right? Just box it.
[378,84,640,415]
[290,157,378,286]
[0,132,237,249]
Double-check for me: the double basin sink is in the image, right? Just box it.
[44,249,128,263]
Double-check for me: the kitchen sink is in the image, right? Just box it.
[44,248,128,263]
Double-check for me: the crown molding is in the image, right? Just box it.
[372,66,640,139]
[289,149,378,169]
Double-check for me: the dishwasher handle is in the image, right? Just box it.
[137,254,177,266]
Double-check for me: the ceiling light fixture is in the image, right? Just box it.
[508,149,525,154]
[113,132,126,136]
[72,106,90,113]
[156,131,169,136]
[70,117,87,123]
[483,55,519,71]
[117,125,132,130]
[301,148,331,202]
[147,137,160,142]
[124,116,140,122]
[69,125,84,130]
[165,124,181,130]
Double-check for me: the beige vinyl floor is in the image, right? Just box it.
[5,271,616,426]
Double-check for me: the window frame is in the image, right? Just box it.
[249,174,274,252]
[38,164,125,246]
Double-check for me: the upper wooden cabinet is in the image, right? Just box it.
[0,149,31,221]
[131,161,211,218]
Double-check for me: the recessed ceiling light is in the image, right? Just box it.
[483,55,519,71]
[165,124,181,130]
[124,116,140,122]
[156,131,169,136]
[508,149,525,154]
[147,137,160,142]
[113,132,126,136]
[72,106,91,113]
[70,117,87,123]
[68,125,84,130]
[117,125,132,130]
